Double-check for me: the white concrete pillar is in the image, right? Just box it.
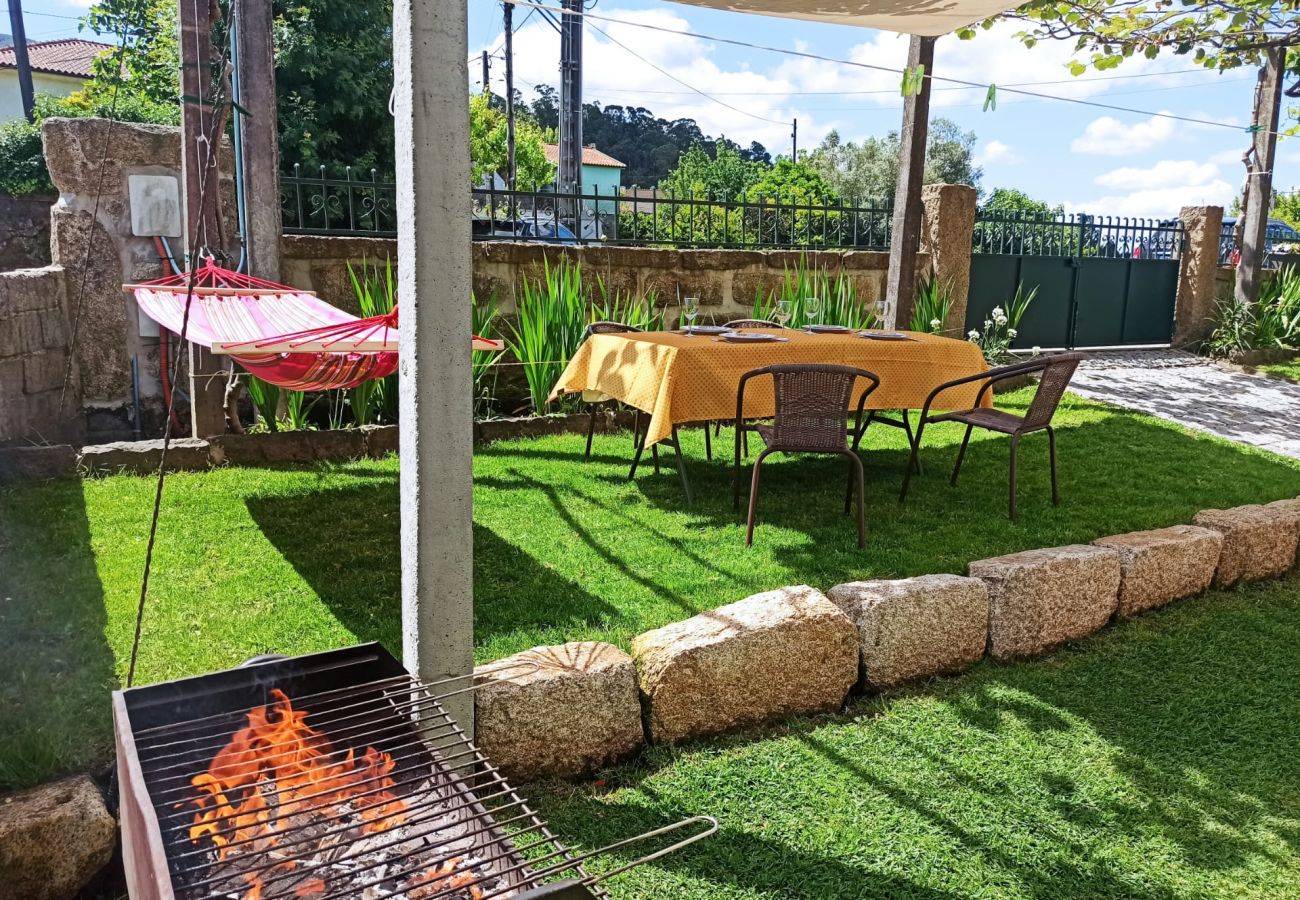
[393,0,475,732]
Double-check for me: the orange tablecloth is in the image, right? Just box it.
[552,329,991,446]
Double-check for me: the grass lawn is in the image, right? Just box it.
[2,389,1298,791]
[1257,359,1300,382]
[534,571,1300,899]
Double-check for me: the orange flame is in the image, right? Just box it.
[188,689,407,898]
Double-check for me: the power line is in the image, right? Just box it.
[497,0,1295,139]
[581,17,790,126]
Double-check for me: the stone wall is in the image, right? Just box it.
[38,117,236,442]
[0,195,55,270]
[0,266,82,446]
[282,235,930,321]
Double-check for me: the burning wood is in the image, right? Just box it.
[183,689,502,900]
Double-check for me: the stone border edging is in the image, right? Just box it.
[0,411,638,482]
[471,495,1300,782]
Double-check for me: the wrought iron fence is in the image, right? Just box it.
[281,165,398,236]
[973,211,1184,259]
[282,169,893,249]
[1217,221,1300,265]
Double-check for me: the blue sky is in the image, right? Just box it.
[29,0,1299,219]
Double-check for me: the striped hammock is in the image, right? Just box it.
[128,261,500,391]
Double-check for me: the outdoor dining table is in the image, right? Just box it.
[551,327,992,497]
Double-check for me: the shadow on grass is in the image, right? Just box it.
[245,483,617,653]
[0,480,117,791]
[533,577,1300,899]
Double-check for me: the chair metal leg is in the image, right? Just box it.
[733,422,744,510]
[844,454,856,514]
[851,452,866,548]
[671,426,693,504]
[745,449,773,546]
[1009,433,1021,521]
[703,422,713,461]
[901,409,922,475]
[632,410,640,448]
[1047,426,1059,505]
[628,418,647,480]
[899,421,925,503]
[951,424,974,486]
[852,410,875,451]
[584,405,598,459]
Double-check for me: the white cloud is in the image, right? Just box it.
[477,9,1190,154]
[1066,159,1235,218]
[1071,114,1178,156]
[975,139,1020,166]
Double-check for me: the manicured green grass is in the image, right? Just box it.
[534,572,1300,899]
[1257,359,1300,382]
[1,390,1298,790]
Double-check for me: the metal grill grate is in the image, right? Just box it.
[114,644,714,900]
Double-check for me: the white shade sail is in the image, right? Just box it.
[665,0,1019,36]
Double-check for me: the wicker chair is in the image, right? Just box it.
[583,321,647,461]
[899,352,1085,520]
[733,364,881,548]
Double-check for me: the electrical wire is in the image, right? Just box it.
[497,0,1294,139]
[582,18,790,126]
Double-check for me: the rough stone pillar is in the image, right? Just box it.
[1173,205,1224,347]
[918,183,977,337]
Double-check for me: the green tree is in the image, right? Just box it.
[980,187,1062,217]
[744,158,838,204]
[78,0,178,122]
[468,93,553,188]
[661,142,760,199]
[807,118,982,202]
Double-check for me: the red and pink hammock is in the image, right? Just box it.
[127,260,501,391]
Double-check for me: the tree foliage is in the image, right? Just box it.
[661,143,760,199]
[806,118,982,202]
[468,93,554,188]
[970,1,1300,73]
[980,187,1062,217]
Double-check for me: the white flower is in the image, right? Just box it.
[994,314,1008,326]
[967,329,980,340]
[1031,345,1041,355]
[1007,328,1018,338]
[984,319,993,330]
[991,306,1004,318]
[930,318,942,330]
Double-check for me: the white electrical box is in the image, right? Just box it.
[128,174,183,238]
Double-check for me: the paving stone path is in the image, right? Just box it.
[1068,351,1300,460]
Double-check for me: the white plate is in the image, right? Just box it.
[805,324,851,333]
[722,331,781,343]
[681,325,729,335]
[859,331,916,341]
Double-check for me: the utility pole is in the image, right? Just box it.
[504,0,516,188]
[884,35,936,330]
[791,118,797,161]
[1237,46,1285,307]
[558,0,583,227]
[481,50,490,94]
[6,0,34,122]
[178,0,228,438]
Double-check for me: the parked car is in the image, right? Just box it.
[1218,217,1300,266]
[471,216,579,243]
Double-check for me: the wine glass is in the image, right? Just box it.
[682,296,700,332]
[804,295,822,330]
[774,299,794,329]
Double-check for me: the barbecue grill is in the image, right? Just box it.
[113,643,713,900]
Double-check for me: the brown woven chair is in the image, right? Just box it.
[583,321,643,460]
[733,364,881,547]
[900,352,1084,520]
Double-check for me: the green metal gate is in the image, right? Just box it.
[965,212,1182,350]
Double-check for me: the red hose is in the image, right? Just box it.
[152,236,184,432]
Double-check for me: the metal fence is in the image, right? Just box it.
[282,168,893,249]
[281,165,398,236]
[973,211,1184,259]
[1217,221,1300,265]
